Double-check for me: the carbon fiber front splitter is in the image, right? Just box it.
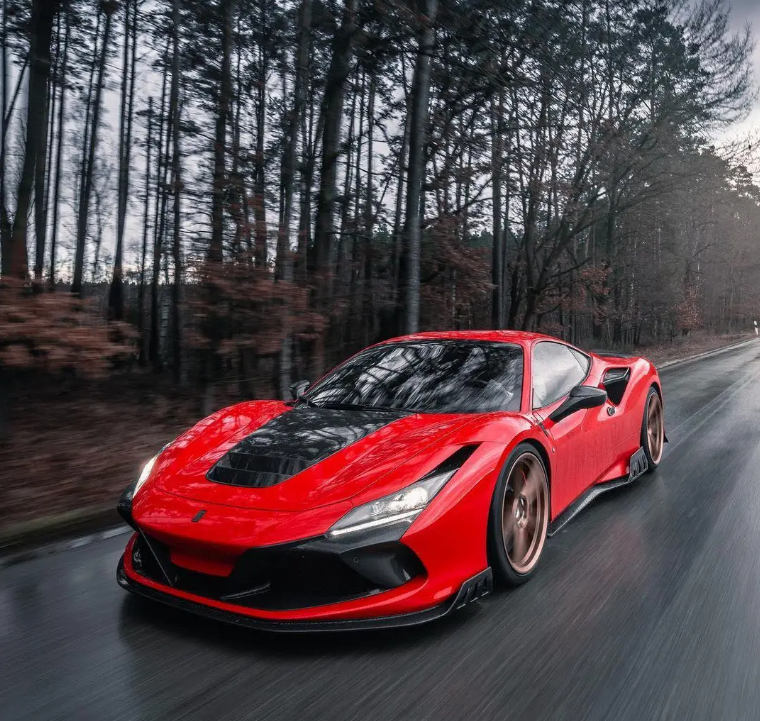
[117,557,492,633]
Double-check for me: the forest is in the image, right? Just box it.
[1,0,759,405]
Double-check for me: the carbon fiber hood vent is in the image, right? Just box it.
[206,407,408,488]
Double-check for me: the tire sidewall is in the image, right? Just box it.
[488,442,549,587]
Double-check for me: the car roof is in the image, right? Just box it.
[376,330,561,347]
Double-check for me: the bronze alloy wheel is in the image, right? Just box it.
[501,452,549,575]
[646,392,664,464]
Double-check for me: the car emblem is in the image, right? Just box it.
[191,510,207,523]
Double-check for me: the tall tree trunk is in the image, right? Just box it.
[33,11,59,282]
[402,0,437,334]
[203,0,232,400]
[169,0,182,380]
[297,76,317,280]
[6,0,59,280]
[362,73,375,345]
[230,13,250,256]
[150,42,170,369]
[91,184,104,280]
[391,83,411,296]
[490,88,505,328]
[71,11,100,283]
[109,0,138,320]
[312,0,358,286]
[72,4,113,295]
[337,72,358,275]
[41,19,59,278]
[310,0,358,375]
[210,0,232,265]
[49,7,69,288]
[253,0,269,269]
[276,0,312,267]
[337,69,363,356]
[276,0,312,397]
[0,0,7,258]
[138,97,153,365]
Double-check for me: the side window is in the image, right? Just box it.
[569,348,590,374]
[532,342,588,409]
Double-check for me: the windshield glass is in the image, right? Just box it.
[306,341,524,413]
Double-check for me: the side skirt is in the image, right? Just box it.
[548,447,649,537]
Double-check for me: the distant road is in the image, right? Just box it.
[2,340,760,721]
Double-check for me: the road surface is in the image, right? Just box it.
[3,340,760,721]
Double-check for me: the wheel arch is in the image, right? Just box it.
[521,437,552,492]
[650,379,662,399]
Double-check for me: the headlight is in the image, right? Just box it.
[134,453,159,496]
[327,445,479,539]
[327,470,456,538]
[118,445,171,528]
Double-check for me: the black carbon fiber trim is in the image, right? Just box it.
[547,446,649,537]
[206,408,407,488]
[118,558,492,633]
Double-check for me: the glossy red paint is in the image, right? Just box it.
[155,405,483,511]
[119,330,663,627]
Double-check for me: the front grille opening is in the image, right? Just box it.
[131,533,422,611]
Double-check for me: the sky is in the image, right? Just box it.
[727,0,760,141]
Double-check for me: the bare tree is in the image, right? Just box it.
[402,0,437,334]
[73,1,115,295]
[6,0,60,280]
[109,0,139,319]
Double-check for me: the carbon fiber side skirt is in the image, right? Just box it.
[547,446,649,537]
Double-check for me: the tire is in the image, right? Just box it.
[488,443,550,587]
[641,386,664,471]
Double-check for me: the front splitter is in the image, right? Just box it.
[117,557,492,633]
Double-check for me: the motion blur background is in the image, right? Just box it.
[1,0,759,537]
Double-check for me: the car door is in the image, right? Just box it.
[530,341,601,518]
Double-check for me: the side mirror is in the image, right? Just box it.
[548,385,607,424]
[290,379,311,401]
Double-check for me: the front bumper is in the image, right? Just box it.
[118,553,492,632]
[117,440,503,629]
[122,528,429,613]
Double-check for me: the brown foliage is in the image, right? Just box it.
[0,280,134,375]
[420,221,492,328]
[186,258,320,356]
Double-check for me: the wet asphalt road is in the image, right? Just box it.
[3,340,760,721]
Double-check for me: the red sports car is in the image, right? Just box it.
[117,331,665,631]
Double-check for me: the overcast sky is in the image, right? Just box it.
[727,0,760,140]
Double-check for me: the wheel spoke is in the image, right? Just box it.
[522,467,540,504]
[512,471,525,498]
[524,512,537,539]
[512,526,528,561]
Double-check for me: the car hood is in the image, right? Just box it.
[153,401,479,512]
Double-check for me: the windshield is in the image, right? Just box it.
[305,341,524,413]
